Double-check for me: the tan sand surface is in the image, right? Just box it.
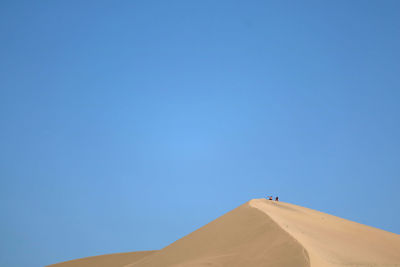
[124,202,309,267]
[47,251,156,267]
[250,198,400,267]
[49,199,400,267]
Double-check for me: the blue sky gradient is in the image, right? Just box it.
[1,1,400,266]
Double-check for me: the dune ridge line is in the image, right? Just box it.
[48,199,400,267]
[249,198,400,267]
[123,201,310,267]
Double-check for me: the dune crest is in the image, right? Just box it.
[124,202,309,267]
[250,198,400,267]
[49,200,400,267]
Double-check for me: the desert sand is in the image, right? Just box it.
[48,199,400,267]
[250,199,400,266]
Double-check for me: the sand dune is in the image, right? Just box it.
[49,199,400,267]
[125,202,309,267]
[250,198,400,267]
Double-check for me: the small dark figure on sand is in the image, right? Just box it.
[275,196,279,201]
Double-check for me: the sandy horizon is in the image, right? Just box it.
[48,199,400,267]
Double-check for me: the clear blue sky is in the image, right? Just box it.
[1,1,399,266]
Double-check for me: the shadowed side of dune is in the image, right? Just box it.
[46,199,400,267]
[250,199,400,267]
[126,202,310,267]
[47,251,157,267]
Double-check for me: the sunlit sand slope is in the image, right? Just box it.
[125,202,309,267]
[47,251,157,267]
[250,199,400,267]
[49,199,400,267]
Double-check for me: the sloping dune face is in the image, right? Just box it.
[125,202,310,267]
[47,251,157,267]
[250,199,400,267]
[49,200,400,267]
